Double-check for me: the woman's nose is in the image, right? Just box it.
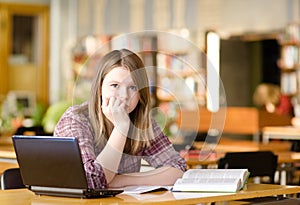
[117,86,128,100]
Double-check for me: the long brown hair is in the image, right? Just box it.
[88,49,153,154]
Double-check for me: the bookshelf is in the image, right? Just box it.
[156,52,205,103]
[71,35,111,102]
[278,23,300,96]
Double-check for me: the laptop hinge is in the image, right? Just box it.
[31,186,84,194]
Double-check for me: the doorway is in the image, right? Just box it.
[220,36,281,107]
[0,3,49,107]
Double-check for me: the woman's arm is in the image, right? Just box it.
[96,127,127,183]
[97,96,130,183]
[108,166,184,188]
[108,120,186,188]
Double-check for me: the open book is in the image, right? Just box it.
[172,169,250,193]
[121,185,172,194]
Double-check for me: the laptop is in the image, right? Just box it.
[12,135,123,198]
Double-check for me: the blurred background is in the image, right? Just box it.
[0,0,298,137]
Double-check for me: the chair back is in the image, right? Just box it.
[1,168,25,190]
[218,151,278,183]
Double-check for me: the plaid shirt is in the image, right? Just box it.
[54,102,186,189]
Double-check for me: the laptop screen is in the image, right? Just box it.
[12,136,88,189]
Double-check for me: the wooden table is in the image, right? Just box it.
[183,139,300,185]
[0,135,16,159]
[263,126,300,143]
[185,151,300,168]
[192,138,292,153]
[183,138,296,169]
[0,136,18,175]
[0,184,299,205]
[185,151,300,185]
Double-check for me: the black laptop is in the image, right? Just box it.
[12,135,123,198]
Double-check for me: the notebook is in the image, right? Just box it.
[12,135,123,198]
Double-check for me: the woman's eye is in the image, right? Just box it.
[111,84,118,88]
[129,85,137,91]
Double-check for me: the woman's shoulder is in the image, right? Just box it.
[150,118,162,132]
[63,101,89,120]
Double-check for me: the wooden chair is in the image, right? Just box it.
[0,168,25,190]
[218,151,278,184]
[177,107,261,141]
[177,107,292,142]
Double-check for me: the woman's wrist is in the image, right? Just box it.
[113,121,130,137]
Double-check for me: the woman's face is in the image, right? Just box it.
[101,66,140,113]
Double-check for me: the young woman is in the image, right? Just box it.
[54,49,186,189]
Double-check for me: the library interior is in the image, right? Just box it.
[2,0,300,204]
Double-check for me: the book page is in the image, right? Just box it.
[182,169,249,182]
[121,185,172,194]
[172,169,250,192]
[172,177,242,192]
[172,192,232,200]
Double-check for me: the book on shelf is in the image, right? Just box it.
[281,45,299,68]
[172,169,250,193]
[281,72,297,95]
